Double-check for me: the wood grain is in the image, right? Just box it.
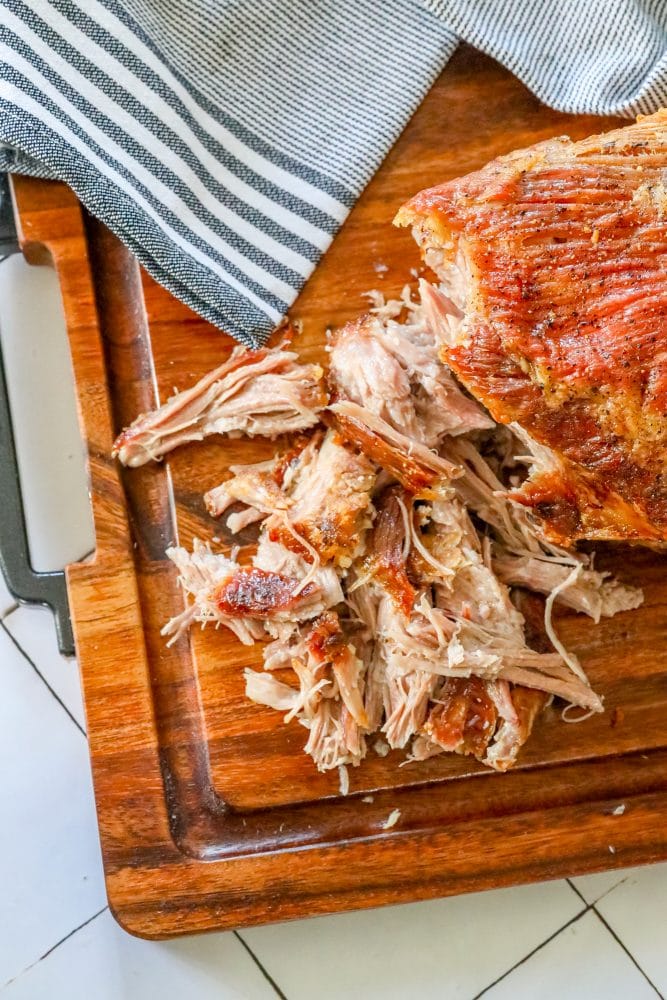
[11,45,667,938]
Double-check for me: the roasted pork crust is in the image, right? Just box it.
[424,677,498,757]
[364,487,416,616]
[325,400,460,494]
[397,110,667,543]
[213,567,316,617]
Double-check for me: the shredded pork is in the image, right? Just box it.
[162,539,338,647]
[122,288,644,788]
[113,345,327,466]
[493,553,643,623]
[328,301,492,444]
[264,429,376,567]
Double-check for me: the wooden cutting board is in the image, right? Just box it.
[11,45,667,939]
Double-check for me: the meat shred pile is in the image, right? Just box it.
[114,287,644,790]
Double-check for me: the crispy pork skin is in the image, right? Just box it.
[424,676,498,757]
[397,111,667,544]
[327,400,461,494]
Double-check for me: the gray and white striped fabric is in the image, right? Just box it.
[425,0,667,116]
[2,1,667,344]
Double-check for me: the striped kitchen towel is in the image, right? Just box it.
[2,1,667,345]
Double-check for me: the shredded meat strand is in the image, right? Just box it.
[113,345,327,467]
[328,311,492,445]
[266,429,376,565]
[327,399,461,494]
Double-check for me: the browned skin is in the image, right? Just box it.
[364,487,416,616]
[324,409,450,495]
[306,611,369,729]
[307,610,351,663]
[397,110,667,545]
[424,681,547,765]
[510,687,550,747]
[424,677,498,757]
[213,568,316,617]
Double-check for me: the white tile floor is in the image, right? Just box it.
[1,254,665,1000]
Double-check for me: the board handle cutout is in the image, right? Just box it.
[0,174,74,654]
[0,335,74,654]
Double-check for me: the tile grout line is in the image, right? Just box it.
[569,873,632,907]
[569,874,660,995]
[2,907,108,989]
[594,876,630,904]
[475,881,665,1000]
[566,877,587,906]
[472,905,591,999]
[0,618,86,738]
[591,907,665,999]
[234,931,289,1000]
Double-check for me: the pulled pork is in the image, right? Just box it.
[113,345,326,466]
[135,288,642,788]
[328,298,492,444]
